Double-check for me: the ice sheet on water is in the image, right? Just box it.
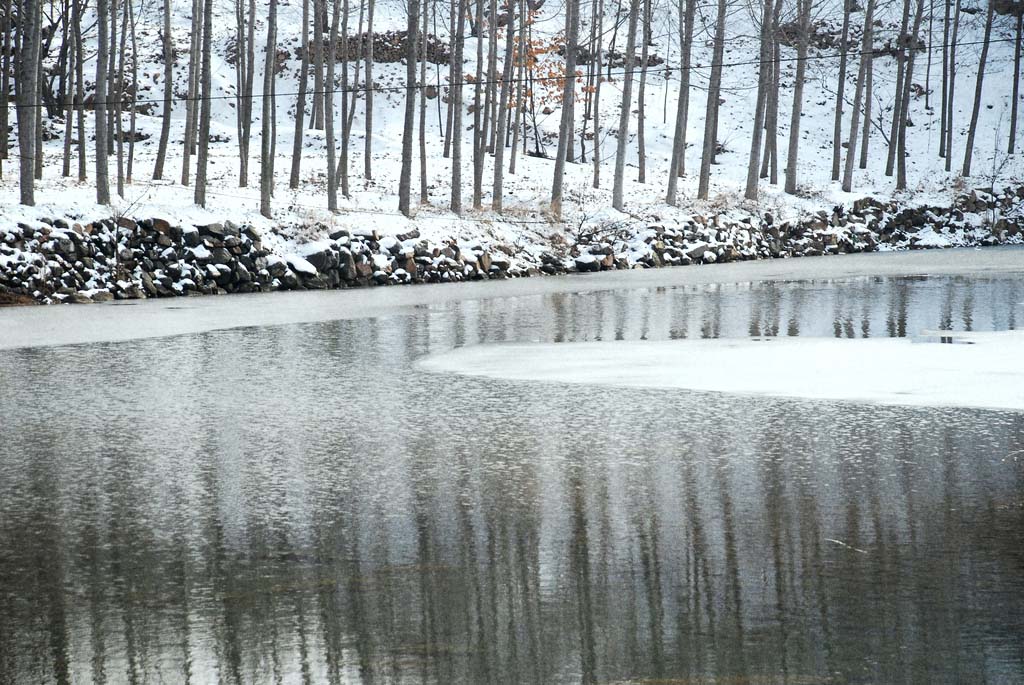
[418,332,1024,411]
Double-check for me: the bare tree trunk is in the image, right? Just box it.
[698,0,726,200]
[16,0,40,204]
[744,0,774,200]
[885,0,911,177]
[784,0,810,194]
[364,0,375,178]
[842,0,876,192]
[961,0,993,176]
[492,0,515,210]
[666,0,695,204]
[859,36,873,170]
[484,0,499,153]
[611,0,639,211]
[326,0,341,211]
[636,0,650,183]
[290,0,311,189]
[261,0,279,218]
[127,0,138,183]
[945,0,960,171]
[115,0,128,197]
[472,0,485,208]
[896,0,924,189]
[551,0,579,218]
[1010,12,1021,154]
[242,0,256,184]
[61,0,73,178]
[444,0,456,157]
[399,0,420,216]
[831,0,851,181]
[153,0,173,179]
[338,0,351,196]
[0,0,10,180]
[95,0,111,203]
[925,0,932,111]
[181,0,201,185]
[939,0,950,157]
[760,0,781,184]
[74,0,86,181]
[195,0,213,206]
[451,0,467,213]
[107,0,118,156]
[419,0,429,203]
[509,0,526,175]
[62,0,73,178]
[312,0,326,129]
[590,0,605,188]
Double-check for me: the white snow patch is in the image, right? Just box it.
[418,332,1024,411]
[286,255,318,276]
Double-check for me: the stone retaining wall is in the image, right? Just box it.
[1,186,1021,304]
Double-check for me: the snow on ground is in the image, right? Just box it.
[417,331,1024,411]
[1,0,1021,258]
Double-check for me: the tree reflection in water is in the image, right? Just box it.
[1,274,1022,683]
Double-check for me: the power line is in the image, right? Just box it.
[13,36,1016,111]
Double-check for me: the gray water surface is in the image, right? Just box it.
[1,251,1023,684]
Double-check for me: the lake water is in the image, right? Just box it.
[1,250,1022,684]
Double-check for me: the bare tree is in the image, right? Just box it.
[896,0,924,189]
[338,0,351,197]
[290,0,311,189]
[697,0,726,200]
[744,0,774,200]
[451,0,467,213]
[1010,10,1021,154]
[666,0,695,205]
[636,0,651,183]
[326,0,341,211]
[944,0,960,171]
[842,0,876,192]
[399,0,420,216]
[492,0,516,211]
[181,0,201,185]
[885,0,912,177]
[472,0,485,207]
[551,0,580,218]
[962,0,994,176]
[195,0,213,206]
[95,0,112,203]
[419,0,429,203]
[589,0,605,189]
[364,0,376,178]
[831,0,851,181]
[16,0,41,205]
[153,0,173,180]
[612,0,640,211]
[261,0,279,218]
[784,0,811,194]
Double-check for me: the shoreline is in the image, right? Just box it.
[1,245,1021,351]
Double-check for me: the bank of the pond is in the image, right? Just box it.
[1,185,1022,305]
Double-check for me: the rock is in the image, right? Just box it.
[199,223,225,239]
[183,227,202,247]
[68,292,94,304]
[89,290,114,303]
[305,249,337,272]
[286,255,318,277]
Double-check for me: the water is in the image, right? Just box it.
[1,257,1023,684]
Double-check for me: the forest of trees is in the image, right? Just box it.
[3,0,1022,219]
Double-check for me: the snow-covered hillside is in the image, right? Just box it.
[3,0,1023,264]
